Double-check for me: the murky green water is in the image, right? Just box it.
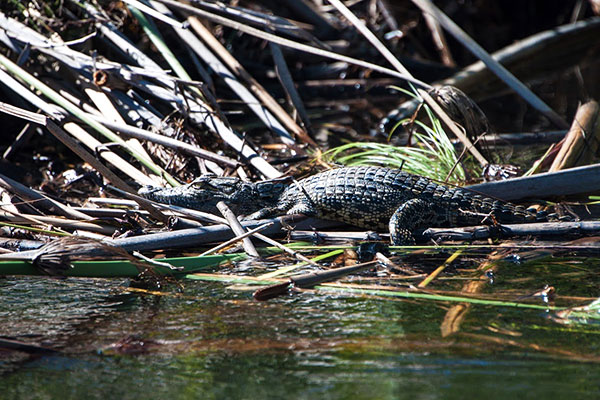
[1,252,600,399]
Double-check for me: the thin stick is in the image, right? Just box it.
[418,249,463,288]
[269,42,313,136]
[199,222,273,256]
[216,201,260,258]
[252,231,322,268]
[254,260,378,300]
[87,114,239,167]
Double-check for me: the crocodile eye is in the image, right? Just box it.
[190,180,211,189]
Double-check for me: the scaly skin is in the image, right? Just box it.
[139,166,543,244]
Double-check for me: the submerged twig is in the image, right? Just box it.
[253,260,378,301]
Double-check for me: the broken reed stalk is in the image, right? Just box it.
[549,100,600,171]
[216,201,260,258]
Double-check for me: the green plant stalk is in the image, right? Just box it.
[186,274,277,285]
[0,222,70,236]
[0,253,245,277]
[0,54,179,187]
[258,249,345,279]
[317,286,564,310]
[182,273,564,310]
[128,5,204,101]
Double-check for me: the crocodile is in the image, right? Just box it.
[139,166,544,244]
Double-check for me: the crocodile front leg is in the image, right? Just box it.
[245,198,316,220]
[389,198,438,245]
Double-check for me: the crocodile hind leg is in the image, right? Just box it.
[388,198,438,245]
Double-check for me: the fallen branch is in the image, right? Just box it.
[423,221,600,243]
[467,163,600,200]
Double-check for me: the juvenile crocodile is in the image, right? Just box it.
[139,166,544,244]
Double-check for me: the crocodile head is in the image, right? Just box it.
[139,175,290,215]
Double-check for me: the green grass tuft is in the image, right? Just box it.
[325,87,467,184]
